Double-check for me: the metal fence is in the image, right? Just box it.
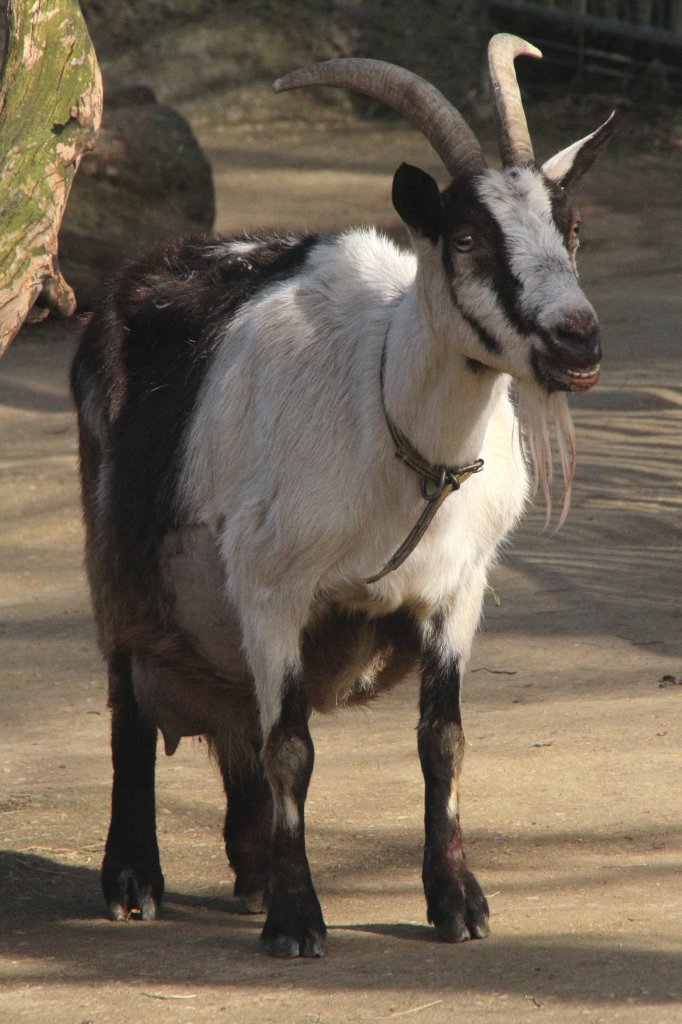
[489,0,682,39]
[488,0,682,98]
[536,1,681,34]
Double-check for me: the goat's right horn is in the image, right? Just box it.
[488,33,542,167]
[274,58,486,179]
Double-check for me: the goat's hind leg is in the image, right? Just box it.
[259,670,326,957]
[221,742,273,914]
[101,650,164,921]
[418,634,489,942]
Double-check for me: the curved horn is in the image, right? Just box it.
[274,58,486,179]
[488,33,542,167]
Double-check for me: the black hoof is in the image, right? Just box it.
[262,927,326,958]
[102,855,164,922]
[426,867,490,942]
[264,930,326,958]
[261,888,327,958]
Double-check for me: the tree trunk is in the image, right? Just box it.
[0,0,102,357]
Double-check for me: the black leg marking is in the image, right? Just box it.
[418,637,489,942]
[101,650,164,921]
[260,672,326,958]
[221,747,273,914]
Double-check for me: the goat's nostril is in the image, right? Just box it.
[554,327,581,346]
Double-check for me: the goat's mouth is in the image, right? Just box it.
[533,351,600,393]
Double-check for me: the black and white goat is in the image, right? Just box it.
[71,34,614,957]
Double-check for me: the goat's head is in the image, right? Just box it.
[274,35,616,519]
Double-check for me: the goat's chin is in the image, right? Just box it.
[516,381,577,528]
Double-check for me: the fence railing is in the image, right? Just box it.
[488,0,682,96]
[534,2,681,33]
[489,0,682,37]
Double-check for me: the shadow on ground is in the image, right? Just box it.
[1,849,679,1005]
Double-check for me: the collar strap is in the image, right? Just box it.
[384,408,485,501]
[362,339,484,585]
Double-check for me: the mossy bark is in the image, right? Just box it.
[0,0,102,356]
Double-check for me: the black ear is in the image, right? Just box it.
[392,163,442,243]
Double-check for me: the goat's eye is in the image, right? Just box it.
[454,233,474,253]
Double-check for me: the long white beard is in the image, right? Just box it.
[516,382,577,527]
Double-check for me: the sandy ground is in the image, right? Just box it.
[1,122,681,1023]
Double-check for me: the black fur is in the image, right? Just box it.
[545,177,578,250]
[435,174,536,350]
[71,232,321,589]
[418,624,490,942]
[101,650,164,921]
[69,60,615,960]
[392,163,442,243]
[261,671,326,957]
[222,748,273,913]
[72,231,322,930]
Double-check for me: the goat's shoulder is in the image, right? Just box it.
[87,230,323,342]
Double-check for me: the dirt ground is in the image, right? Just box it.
[1,121,681,1024]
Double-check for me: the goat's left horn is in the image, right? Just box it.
[488,33,542,167]
[274,58,486,179]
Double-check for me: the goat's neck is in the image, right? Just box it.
[383,267,503,468]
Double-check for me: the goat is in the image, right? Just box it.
[70,34,614,957]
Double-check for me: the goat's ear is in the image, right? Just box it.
[392,163,441,243]
[542,111,617,189]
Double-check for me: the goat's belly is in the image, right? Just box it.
[160,525,250,682]
[143,527,421,744]
[302,602,421,711]
[128,526,253,756]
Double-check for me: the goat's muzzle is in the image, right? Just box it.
[534,312,602,393]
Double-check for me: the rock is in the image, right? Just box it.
[59,86,215,309]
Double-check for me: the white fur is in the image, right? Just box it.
[179,229,529,733]
[475,168,596,340]
[472,167,591,515]
[178,163,598,737]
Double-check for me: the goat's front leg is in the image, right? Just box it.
[260,670,326,957]
[418,637,489,942]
